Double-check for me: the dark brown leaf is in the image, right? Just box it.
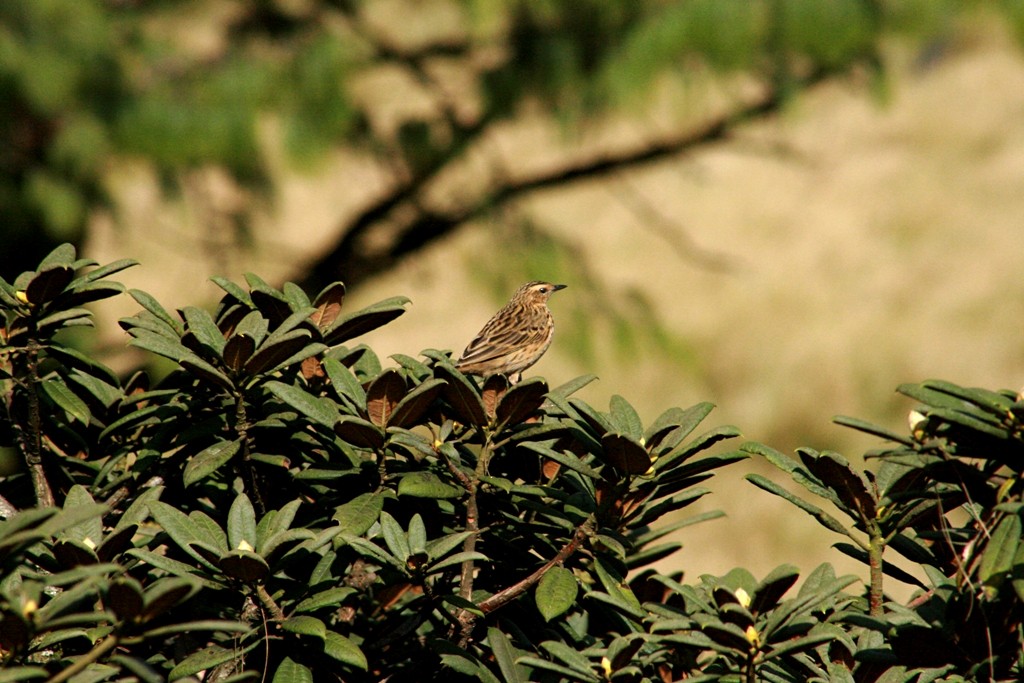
[243,330,313,375]
[220,550,270,582]
[301,355,324,380]
[496,378,548,427]
[602,433,652,475]
[434,364,487,427]
[335,415,385,449]
[482,375,510,419]
[98,525,138,562]
[389,378,445,429]
[223,334,256,372]
[311,282,346,330]
[806,451,878,521]
[25,265,74,304]
[366,369,406,427]
[107,579,144,621]
[251,289,292,326]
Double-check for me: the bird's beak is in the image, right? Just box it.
[552,284,567,292]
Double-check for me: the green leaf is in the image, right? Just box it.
[323,296,409,345]
[515,657,599,683]
[295,587,356,613]
[398,471,464,499]
[181,355,235,391]
[81,257,138,283]
[549,374,599,398]
[168,645,239,681]
[324,631,368,670]
[539,640,599,677]
[608,395,643,441]
[979,513,1022,586]
[323,357,367,412]
[127,330,191,362]
[272,656,314,683]
[425,530,474,562]
[181,306,226,354]
[60,485,103,546]
[333,492,385,535]
[38,243,77,269]
[183,439,241,487]
[407,513,427,555]
[521,442,603,479]
[746,473,857,542]
[149,502,221,569]
[536,566,578,621]
[128,289,183,334]
[645,402,715,454]
[41,378,91,424]
[380,511,410,563]
[125,549,223,589]
[488,627,528,683]
[266,380,338,428]
[282,615,327,639]
[0,669,47,682]
[425,550,488,573]
[211,276,254,306]
[228,493,258,551]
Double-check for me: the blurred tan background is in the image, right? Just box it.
[69,11,1024,592]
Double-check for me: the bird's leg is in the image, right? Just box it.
[508,372,521,384]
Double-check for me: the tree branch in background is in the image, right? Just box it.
[303,67,832,291]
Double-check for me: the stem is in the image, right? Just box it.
[22,340,54,508]
[255,583,285,621]
[235,394,265,516]
[458,434,492,602]
[46,635,119,683]
[867,522,885,617]
[453,431,498,645]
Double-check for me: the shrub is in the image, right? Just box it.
[0,244,1021,682]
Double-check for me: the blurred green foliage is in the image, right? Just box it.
[3,0,1021,281]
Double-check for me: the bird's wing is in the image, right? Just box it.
[457,323,538,366]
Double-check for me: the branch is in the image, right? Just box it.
[255,583,286,622]
[21,341,54,508]
[478,515,594,615]
[302,67,833,291]
[456,515,594,645]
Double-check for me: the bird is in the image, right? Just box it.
[455,281,566,382]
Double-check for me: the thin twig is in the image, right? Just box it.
[609,177,740,273]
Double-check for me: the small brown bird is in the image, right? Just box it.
[456,281,567,382]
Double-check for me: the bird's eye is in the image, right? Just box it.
[538,287,548,293]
